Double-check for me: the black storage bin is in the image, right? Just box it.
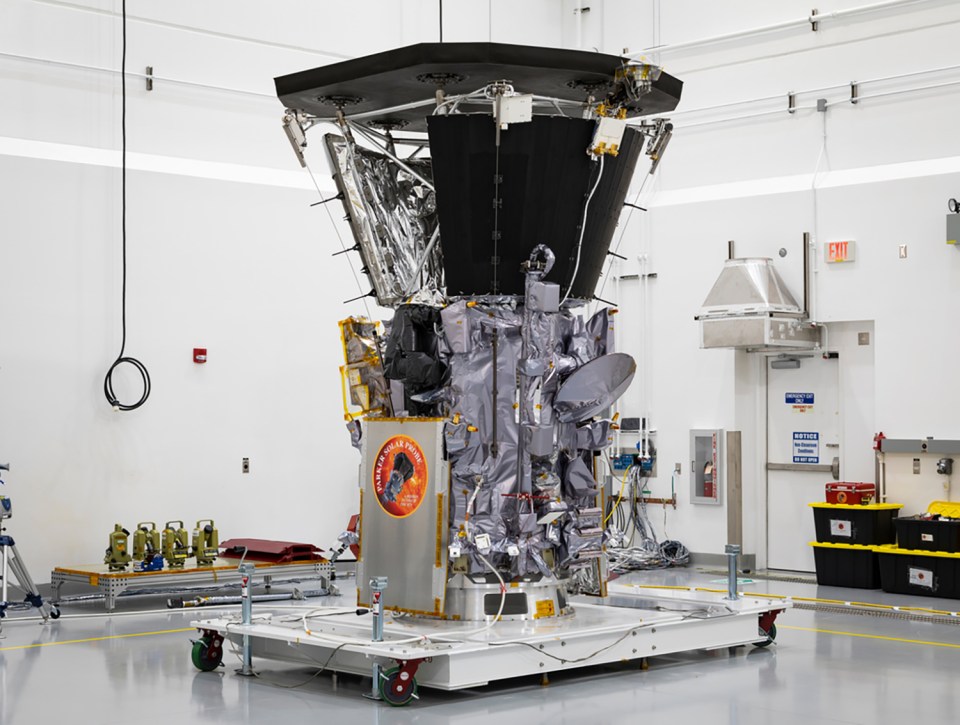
[810,503,901,545]
[894,516,960,553]
[876,546,960,599]
[810,542,881,589]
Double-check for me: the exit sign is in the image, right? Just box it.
[825,240,856,263]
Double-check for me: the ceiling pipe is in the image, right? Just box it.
[631,0,937,57]
[803,232,810,320]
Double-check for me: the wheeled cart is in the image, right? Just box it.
[190,586,789,706]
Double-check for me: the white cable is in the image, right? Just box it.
[299,607,427,645]
[457,550,507,640]
[463,485,481,540]
[560,155,605,305]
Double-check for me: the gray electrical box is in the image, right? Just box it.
[690,428,722,505]
[948,213,960,247]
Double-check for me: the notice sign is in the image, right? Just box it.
[825,240,856,263]
[786,392,814,413]
[792,432,820,463]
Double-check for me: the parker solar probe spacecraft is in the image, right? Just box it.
[191,43,788,705]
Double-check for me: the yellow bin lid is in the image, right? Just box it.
[808,502,902,511]
[873,544,960,560]
[809,541,877,552]
[927,501,960,518]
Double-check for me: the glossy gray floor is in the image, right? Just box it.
[3,569,960,725]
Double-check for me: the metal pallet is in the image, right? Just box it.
[191,587,788,703]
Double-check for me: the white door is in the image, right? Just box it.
[767,355,840,572]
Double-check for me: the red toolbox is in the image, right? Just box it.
[825,482,875,505]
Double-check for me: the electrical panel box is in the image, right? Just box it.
[690,429,722,505]
[948,213,960,247]
[498,94,533,128]
[611,452,635,471]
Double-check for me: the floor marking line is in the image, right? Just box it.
[780,624,960,649]
[0,627,193,652]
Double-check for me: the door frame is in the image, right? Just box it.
[759,321,876,572]
[765,353,839,572]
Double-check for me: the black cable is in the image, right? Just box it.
[103,0,151,412]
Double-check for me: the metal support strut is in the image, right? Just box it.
[724,544,740,601]
[363,576,389,701]
[236,562,256,676]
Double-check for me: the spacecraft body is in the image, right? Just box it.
[276,43,682,620]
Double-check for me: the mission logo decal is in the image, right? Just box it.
[372,435,428,518]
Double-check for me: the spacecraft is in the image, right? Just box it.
[192,42,788,705]
[279,41,681,620]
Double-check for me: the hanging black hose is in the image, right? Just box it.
[103,0,151,412]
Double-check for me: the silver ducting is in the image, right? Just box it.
[696,258,820,351]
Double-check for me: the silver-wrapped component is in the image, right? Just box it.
[325,134,442,307]
[576,419,613,451]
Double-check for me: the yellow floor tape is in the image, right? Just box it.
[624,584,960,617]
[779,624,960,649]
[0,627,193,652]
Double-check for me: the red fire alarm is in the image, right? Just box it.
[193,348,207,364]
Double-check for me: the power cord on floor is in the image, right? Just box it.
[103,0,150,412]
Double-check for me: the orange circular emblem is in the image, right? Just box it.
[372,435,428,518]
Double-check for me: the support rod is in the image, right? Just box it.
[724,544,741,601]
[346,120,435,191]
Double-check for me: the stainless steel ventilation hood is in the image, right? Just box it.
[696,257,820,352]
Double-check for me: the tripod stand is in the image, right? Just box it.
[0,462,60,630]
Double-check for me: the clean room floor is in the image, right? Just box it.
[2,568,959,725]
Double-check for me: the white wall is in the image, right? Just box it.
[589,0,960,564]
[3,0,960,578]
[0,0,559,578]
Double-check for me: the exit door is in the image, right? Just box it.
[767,355,840,572]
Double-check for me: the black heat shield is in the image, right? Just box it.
[428,114,644,298]
[274,42,682,132]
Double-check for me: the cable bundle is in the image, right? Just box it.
[604,464,690,572]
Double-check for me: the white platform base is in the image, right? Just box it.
[192,585,789,694]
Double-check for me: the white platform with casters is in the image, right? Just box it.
[190,586,789,702]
